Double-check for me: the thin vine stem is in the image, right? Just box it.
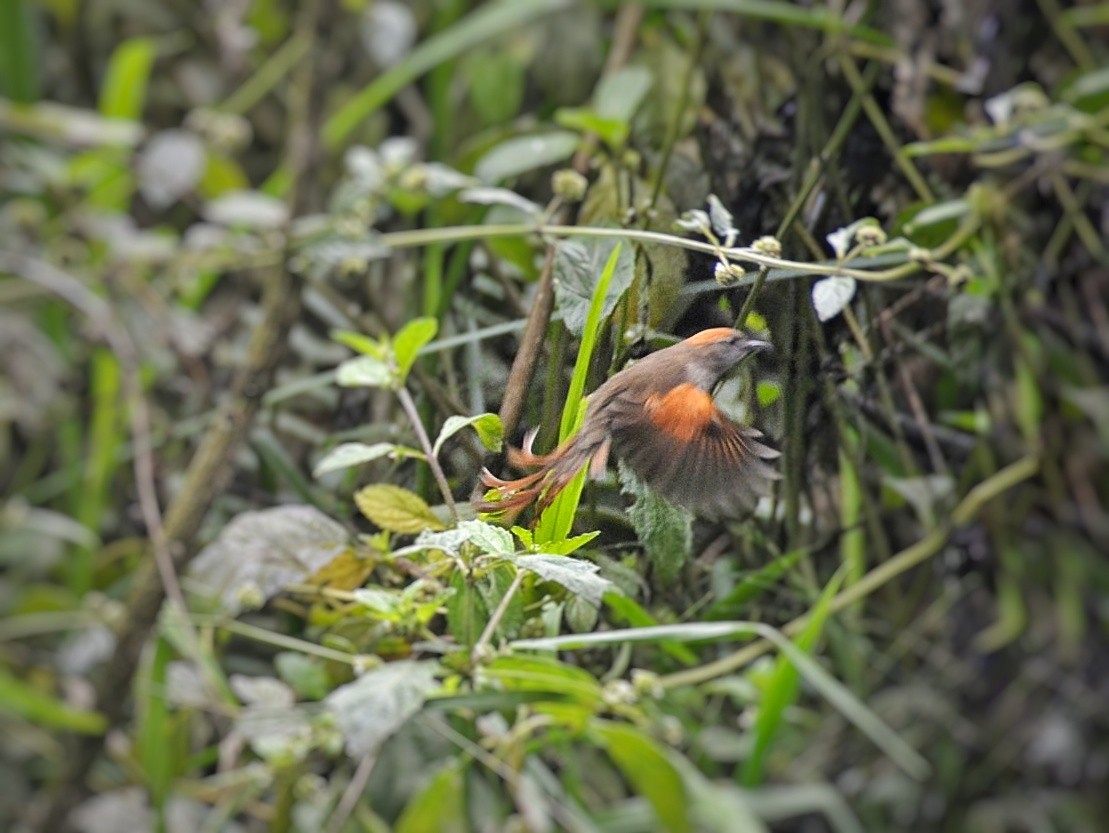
[375,218,981,284]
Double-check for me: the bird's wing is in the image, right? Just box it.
[613,383,780,519]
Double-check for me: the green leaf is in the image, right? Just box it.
[336,355,393,388]
[482,655,604,705]
[324,660,439,758]
[537,241,631,543]
[756,380,781,407]
[432,413,504,458]
[274,652,330,700]
[706,549,805,619]
[594,65,653,123]
[0,667,106,734]
[354,485,446,534]
[332,329,386,357]
[592,720,690,833]
[536,530,600,555]
[313,442,412,478]
[620,462,691,586]
[98,37,156,120]
[467,48,525,125]
[515,554,614,607]
[135,636,174,808]
[555,107,629,148]
[551,237,635,338]
[393,316,438,381]
[447,570,486,648]
[474,130,580,183]
[396,761,468,833]
[898,199,970,247]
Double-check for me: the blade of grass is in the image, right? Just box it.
[741,569,845,786]
[535,242,623,544]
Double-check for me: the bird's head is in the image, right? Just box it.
[680,328,772,389]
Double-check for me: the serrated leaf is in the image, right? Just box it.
[392,317,437,381]
[324,660,439,758]
[620,462,691,586]
[474,130,580,183]
[514,554,614,607]
[188,506,349,616]
[551,236,635,337]
[811,275,857,322]
[456,519,515,555]
[313,442,403,478]
[354,484,445,534]
[336,354,393,388]
[432,413,503,458]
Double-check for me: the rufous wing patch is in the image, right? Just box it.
[645,383,717,444]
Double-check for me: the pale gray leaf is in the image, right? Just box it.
[514,554,613,607]
[475,131,579,183]
[361,0,417,68]
[594,65,653,123]
[459,186,543,218]
[457,519,515,556]
[230,674,296,707]
[324,660,439,758]
[136,129,205,209]
[188,505,348,616]
[204,190,289,229]
[811,275,857,322]
[313,442,398,478]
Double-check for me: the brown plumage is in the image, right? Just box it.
[477,328,780,521]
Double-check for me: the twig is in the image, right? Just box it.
[474,568,526,657]
[397,386,458,520]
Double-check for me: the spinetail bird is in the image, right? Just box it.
[477,328,780,521]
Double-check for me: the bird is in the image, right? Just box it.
[476,328,780,521]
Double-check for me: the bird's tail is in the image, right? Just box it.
[475,427,610,520]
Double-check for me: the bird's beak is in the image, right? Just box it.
[745,339,773,354]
